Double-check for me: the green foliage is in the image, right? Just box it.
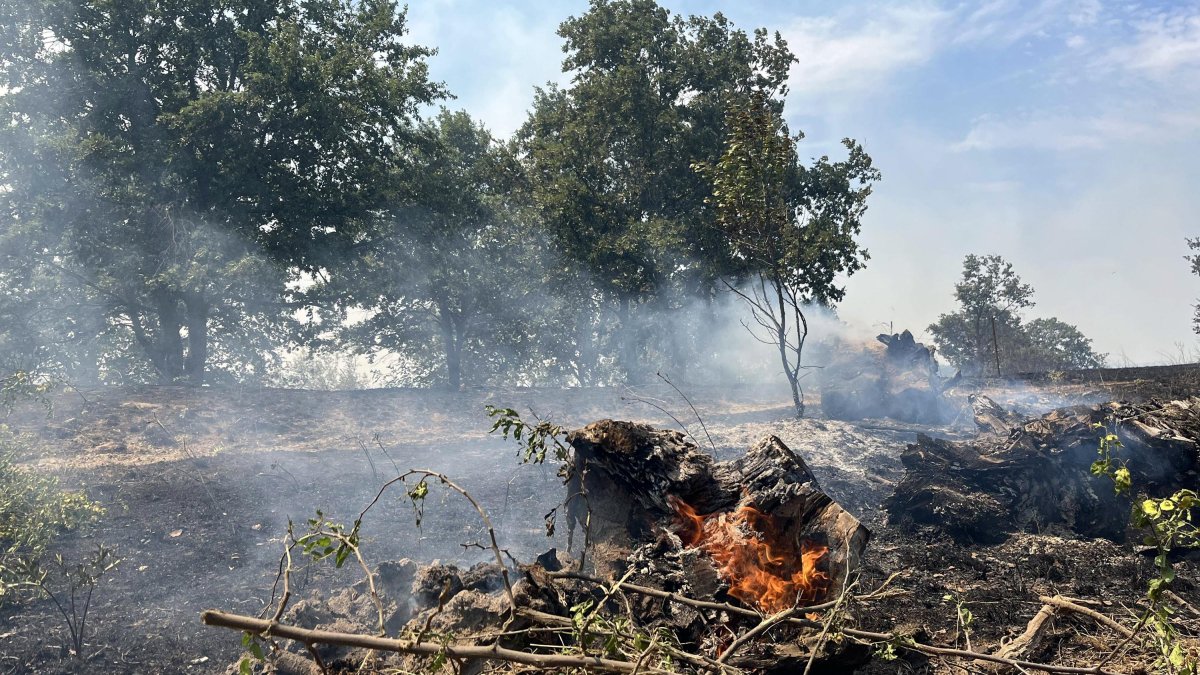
[0,426,104,605]
[929,255,1105,375]
[694,89,878,414]
[0,0,445,385]
[296,511,361,570]
[517,1,796,380]
[1,371,52,416]
[1091,422,1199,674]
[326,109,554,389]
[485,405,570,464]
[942,593,974,649]
[35,544,121,660]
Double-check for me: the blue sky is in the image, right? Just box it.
[404,0,1200,365]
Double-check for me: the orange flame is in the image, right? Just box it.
[671,497,829,614]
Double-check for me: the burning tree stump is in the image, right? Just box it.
[565,420,871,669]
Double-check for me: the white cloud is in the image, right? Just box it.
[950,109,1200,152]
[404,3,568,138]
[952,0,1079,46]
[1108,11,1200,78]
[782,4,949,99]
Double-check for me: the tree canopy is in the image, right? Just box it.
[0,0,444,384]
[516,0,794,381]
[929,255,1105,375]
[0,0,889,391]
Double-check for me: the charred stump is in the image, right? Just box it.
[566,420,872,671]
[817,330,954,424]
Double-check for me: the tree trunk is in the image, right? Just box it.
[152,288,184,384]
[574,309,595,387]
[183,292,208,386]
[617,295,640,385]
[437,303,462,390]
[771,278,803,418]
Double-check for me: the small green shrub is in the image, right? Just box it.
[1092,422,1199,675]
[0,425,104,604]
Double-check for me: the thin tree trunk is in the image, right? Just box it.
[575,308,595,387]
[617,295,640,385]
[437,303,461,390]
[771,277,803,417]
[991,314,1002,377]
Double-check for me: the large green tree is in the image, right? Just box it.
[697,90,879,416]
[325,109,561,389]
[517,0,793,382]
[0,0,443,384]
[929,254,1104,375]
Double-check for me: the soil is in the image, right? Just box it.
[0,374,1195,674]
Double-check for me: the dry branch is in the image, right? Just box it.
[981,603,1058,671]
[1038,595,1135,639]
[201,610,676,675]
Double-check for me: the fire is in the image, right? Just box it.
[671,497,829,614]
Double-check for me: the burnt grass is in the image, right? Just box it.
[0,376,1196,674]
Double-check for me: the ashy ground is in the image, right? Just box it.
[0,373,1194,674]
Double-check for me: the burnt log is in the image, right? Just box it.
[817,330,953,424]
[887,398,1200,543]
[565,419,871,672]
[566,420,869,593]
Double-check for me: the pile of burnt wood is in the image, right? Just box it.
[888,395,1200,543]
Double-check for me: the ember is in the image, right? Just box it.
[671,496,829,613]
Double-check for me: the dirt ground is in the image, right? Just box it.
[0,375,1195,674]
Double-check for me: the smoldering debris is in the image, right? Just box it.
[203,413,1199,675]
[817,330,958,425]
[887,395,1200,543]
[207,422,875,674]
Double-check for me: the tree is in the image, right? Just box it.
[929,255,1104,375]
[0,0,444,384]
[517,0,793,382]
[928,254,1033,376]
[1018,318,1105,371]
[697,90,879,416]
[326,110,553,389]
[1188,238,1200,335]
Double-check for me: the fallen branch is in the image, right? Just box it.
[718,605,803,665]
[1167,590,1200,618]
[516,608,733,673]
[201,610,676,675]
[1039,595,1135,639]
[980,602,1058,671]
[549,570,836,628]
